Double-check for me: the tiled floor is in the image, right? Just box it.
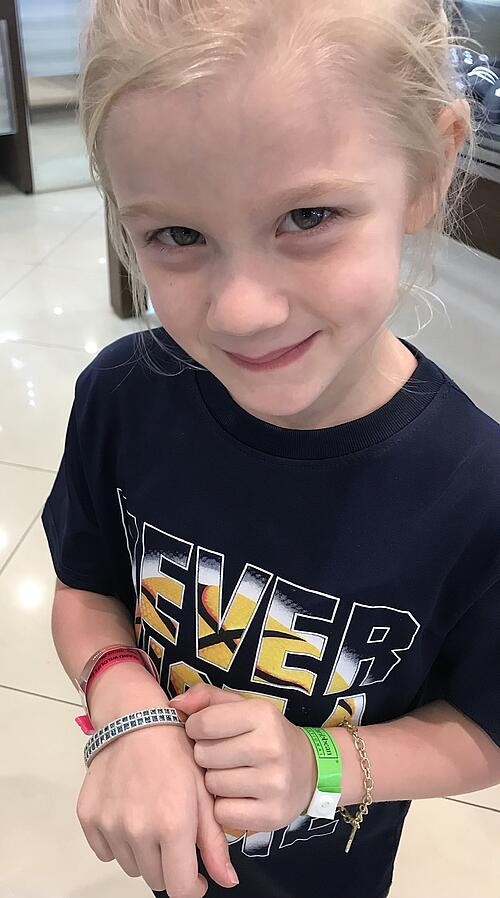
[0,182,499,898]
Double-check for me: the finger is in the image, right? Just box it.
[171,684,245,716]
[196,778,240,889]
[186,704,254,741]
[194,733,257,770]
[81,824,115,862]
[162,833,208,898]
[214,797,265,833]
[129,840,170,891]
[107,839,142,879]
[205,767,261,799]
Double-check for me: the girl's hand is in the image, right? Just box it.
[77,673,240,898]
[171,685,318,833]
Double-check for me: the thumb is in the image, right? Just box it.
[196,781,239,889]
[171,684,245,716]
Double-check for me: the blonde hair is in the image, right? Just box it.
[79,0,479,321]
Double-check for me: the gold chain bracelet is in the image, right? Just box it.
[338,719,374,853]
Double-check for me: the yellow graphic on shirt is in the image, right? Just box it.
[139,575,184,644]
[168,660,210,695]
[198,584,261,668]
[196,554,273,671]
[325,670,351,694]
[321,693,364,728]
[252,613,322,692]
[252,588,330,694]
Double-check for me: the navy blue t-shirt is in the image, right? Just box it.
[42,329,500,898]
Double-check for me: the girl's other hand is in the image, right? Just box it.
[77,685,239,897]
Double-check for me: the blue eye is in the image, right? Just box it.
[280,207,343,234]
[146,226,205,248]
[144,206,344,251]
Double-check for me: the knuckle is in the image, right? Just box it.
[123,817,149,841]
[76,802,91,827]
[275,772,289,798]
[267,739,282,761]
[184,716,196,739]
[159,816,180,839]
[191,683,209,703]
[99,813,121,835]
[188,715,206,740]
[204,769,217,793]
[193,741,206,766]
[213,801,226,826]
[259,700,278,724]
[76,791,93,823]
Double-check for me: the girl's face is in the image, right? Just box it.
[104,64,416,428]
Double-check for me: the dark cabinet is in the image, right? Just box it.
[0,0,33,192]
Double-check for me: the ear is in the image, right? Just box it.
[404,98,471,235]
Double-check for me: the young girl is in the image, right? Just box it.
[43,2,500,897]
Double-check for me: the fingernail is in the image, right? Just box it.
[226,862,239,886]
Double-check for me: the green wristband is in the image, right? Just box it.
[302,726,343,793]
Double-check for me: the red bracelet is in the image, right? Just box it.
[86,649,144,692]
[75,648,153,735]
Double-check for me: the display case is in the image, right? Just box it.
[0,0,33,192]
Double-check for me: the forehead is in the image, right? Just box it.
[103,65,396,212]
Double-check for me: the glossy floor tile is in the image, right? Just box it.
[448,782,500,812]
[0,342,91,470]
[44,209,108,271]
[0,261,35,298]
[0,464,54,572]
[0,260,140,352]
[0,185,101,264]
[0,519,75,702]
[0,687,151,898]
[391,797,500,897]
[0,182,101,216]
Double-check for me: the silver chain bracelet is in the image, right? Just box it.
[84,707,185,768]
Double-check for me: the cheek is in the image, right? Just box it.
[315,235,401,327]
[137,255,203,336]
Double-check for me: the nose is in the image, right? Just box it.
[205,263,290,337]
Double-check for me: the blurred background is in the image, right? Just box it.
[19,0,88,191]
[0,2,499,898]
[2,0,89,192]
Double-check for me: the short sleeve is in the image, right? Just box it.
[42,393,116,597]
[424,579,500,747]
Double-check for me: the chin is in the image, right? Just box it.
[231,381,324,425]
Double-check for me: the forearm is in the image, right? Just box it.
[52,578,167,728]
[330,701,500,806]
[51,577,137,683]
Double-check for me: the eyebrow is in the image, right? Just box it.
[118,178,373,221]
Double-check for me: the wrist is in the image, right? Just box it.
[326,726,365,806]
[87,661,170,730]
[297,725,320,812]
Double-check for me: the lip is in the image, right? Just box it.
[224,332,319,371]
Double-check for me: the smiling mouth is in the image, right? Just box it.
[223,333,320,371]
